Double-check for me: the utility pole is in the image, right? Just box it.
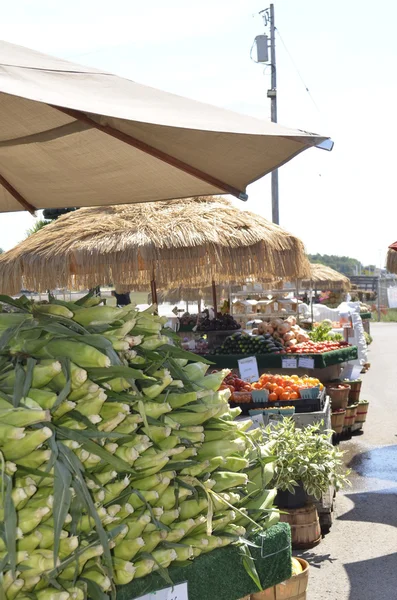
[256,5,279,223]
[268,4,279,224]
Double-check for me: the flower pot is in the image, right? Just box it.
[251,557,310,599]
[276,482,307,509]
[327,383,350,410]
[331,409,346,434]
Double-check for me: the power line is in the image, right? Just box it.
[275,27,322,115]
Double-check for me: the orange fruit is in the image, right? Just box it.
[269,383,278,392]
[264,382,273,391]
[284,386,293,393]
[280,391,291,401]
[268,392,278,402]
[274,386,285,398]
[290,391,299,400]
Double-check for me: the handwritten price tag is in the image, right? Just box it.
[134,582,188,600]
[238,356,259,383]
[298,357,315,369]
[250,413,265,429]
[281,358,297,369]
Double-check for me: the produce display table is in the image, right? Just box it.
[117,524,292,600]
[360,312,372,320]
[206,346,358,371]
[360,312,372,334]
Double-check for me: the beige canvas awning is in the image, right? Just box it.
[0,40,330,214]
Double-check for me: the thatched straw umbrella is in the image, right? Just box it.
[303,263,351,291]
[386,242,397,274]
[155,280,283,310]
[0,197,310,305]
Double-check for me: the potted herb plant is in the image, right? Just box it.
[262,418,350,508]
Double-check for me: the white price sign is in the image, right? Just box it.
[134,583,188,600]
[238,356,259,383]
[340,364,362,381]
[281,358,297,369]
[298,357,315,370]
[250,413,265,429]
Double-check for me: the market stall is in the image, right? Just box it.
[0,40,337,600]
[0,295,305,600]
[0,200,314,600]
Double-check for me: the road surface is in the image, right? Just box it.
[304,323,397,600]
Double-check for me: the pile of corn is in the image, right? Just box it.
[0,295,278,600]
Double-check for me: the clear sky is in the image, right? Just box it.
[0,0,395,267]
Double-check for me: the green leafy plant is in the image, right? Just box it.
[263,418,350,500]
[364,332,373,345]
[309,321,343,342]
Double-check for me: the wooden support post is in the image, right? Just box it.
[212,280,218,316]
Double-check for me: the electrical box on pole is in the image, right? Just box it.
[254,35,269,63]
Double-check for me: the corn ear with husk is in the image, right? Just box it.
[0,298,280,594]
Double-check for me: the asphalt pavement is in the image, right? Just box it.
[303,323,397,600]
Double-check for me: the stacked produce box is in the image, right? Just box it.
[0,295,278,600]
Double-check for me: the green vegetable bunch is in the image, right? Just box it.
[309,321,342,342]
[0,294,278,600]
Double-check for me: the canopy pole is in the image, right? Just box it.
[0,172,36,214]
[212,280,218,316]
[49,105,248,201]
[150,269,158,310]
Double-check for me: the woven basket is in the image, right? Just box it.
[331,410,346,434]
[251,557,309,600]
[279,504,321,549]
[343,404,357,429]
[348,379,362,403]
[355,400,369,423]
[327,383,350,410]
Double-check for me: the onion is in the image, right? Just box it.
[278,322,291,335]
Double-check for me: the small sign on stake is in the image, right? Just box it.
[250,413,265,429]
[133,582,188,600]
[281,357,297,369]
[238,356,259,383]
[340,364,362,381]
[298,356,315,370]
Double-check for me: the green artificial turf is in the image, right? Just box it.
[116,523,292,600]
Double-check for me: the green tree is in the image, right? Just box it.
[308,254,362,276]
[25,219,50,238]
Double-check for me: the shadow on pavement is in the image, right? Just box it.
[345,553,397,600]
[348,445,397,482]
[338,490,397,528]
[297,551,337,569]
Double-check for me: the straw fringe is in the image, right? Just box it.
[302,263,351,290]
[0,197,310,294]
[386,248,397,274]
